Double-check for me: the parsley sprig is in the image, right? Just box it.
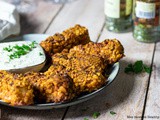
[92,112,100,119]
[125,60,152,74]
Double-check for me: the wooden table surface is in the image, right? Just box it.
[1,0,160,120]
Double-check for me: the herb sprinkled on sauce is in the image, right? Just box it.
[39,52,43,56]
[3,41,38,60]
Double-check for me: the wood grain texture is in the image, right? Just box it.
[63,29,155,120]
[144,42,160,118]
[20,0,63,34]
[0,1,66,120]
[1,106,67,120]
[46,0,105,42]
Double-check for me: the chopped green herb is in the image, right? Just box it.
[133,60,143,74]
[39,52,43,56]
[22,44,31,51]
[124,64,134,73]
[93,112,100,119]
[144,65,152,74]
[3,41,37,60]
[110,111,116,115]
[84,118,89,120]
[29,41,37,48]
[3,45,12,52]
[124,60,152,74]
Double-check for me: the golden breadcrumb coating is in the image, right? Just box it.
[24,72,75,103]
[68,39,124,65]
[0,70,75,105]
[40,24,90,56]
[40,74,75,103]
[51,52,106,93]
[67,55,106,93]
[0,71,34,106]
[50,39,124,93]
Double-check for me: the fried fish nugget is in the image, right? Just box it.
[51,52,106,93]
[40,74,75,103]
[67,55,106,93]
[68,39,124,65]
[24,72,76,103]
[0,71,34,106]
[40,24,90,56]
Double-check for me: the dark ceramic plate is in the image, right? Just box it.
[0,34,120,109]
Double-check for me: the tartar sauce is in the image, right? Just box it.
[0,41,46,70]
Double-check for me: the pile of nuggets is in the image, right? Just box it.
[0,25,124,106]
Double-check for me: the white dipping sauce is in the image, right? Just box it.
[0,41,46,70]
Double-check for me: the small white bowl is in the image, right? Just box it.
[0,34,49,73]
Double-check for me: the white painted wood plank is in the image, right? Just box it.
[0,1,66,120]
[64,29,155,120]
[46,0,105,42]
[144,42,160,119]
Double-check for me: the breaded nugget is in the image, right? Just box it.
[51,52,106,93]
[50,39,124,93]
[67,55,106,93]
[68,39,124,65]
[40,74,75,103]
[0,71,34,106]
[24,72,75,103]
[0,69,75,105]
[40,24,90,56]
[44,64,66,76]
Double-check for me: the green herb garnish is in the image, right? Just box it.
[3,41,37,60]
[144,65,152,74]
[110,111,116,115]
[124,60,152,74]
[29,41,37,48]
[84,118,89,120]
[39,52,43,56]
[93,112,100,119]
[3,45,12,52]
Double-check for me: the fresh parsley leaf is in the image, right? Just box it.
[84,118,89,120]
[133,60,143,73]
[144,65,152,74]
[124,64,134,73]
[93,112,100,119]
[110,111,116,115]
[124,60,152,74]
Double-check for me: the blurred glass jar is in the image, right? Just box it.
[104,0,133,32]
[133,0,160,42]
